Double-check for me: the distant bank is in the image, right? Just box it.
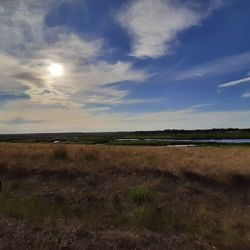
[1,128,250,146]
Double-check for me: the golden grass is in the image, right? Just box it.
[0,143,250,183]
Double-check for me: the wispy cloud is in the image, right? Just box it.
[0,0,149,111]
[242,92,250,98]
[117,0,223,58]
[190,103,213,110]
[174,52,250,80]
[1,103,250,133]
[119,108,250,130]
[3,117,44,125]
[0,0,248,133]
[218,76,250,88]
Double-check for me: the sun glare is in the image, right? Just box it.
[48,63,64,77]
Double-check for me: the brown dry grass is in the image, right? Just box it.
[0,143,250,184]
[0,143,250,249]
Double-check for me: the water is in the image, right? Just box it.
[117,139,139,141]
[117,138,250,144]
[145,139,250,143]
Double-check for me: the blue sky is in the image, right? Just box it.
[0,0,250,133]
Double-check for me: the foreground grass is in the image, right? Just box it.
[0,143,249,249]
[0,143,250,184]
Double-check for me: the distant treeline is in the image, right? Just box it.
[134,128,250,134]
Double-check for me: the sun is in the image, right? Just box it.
[48,63,64,77]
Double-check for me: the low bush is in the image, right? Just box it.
[128,186,152,205]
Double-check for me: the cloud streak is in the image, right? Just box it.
[175,52,250,80]
[219,76,250,88]
[242,92,250,98]
[3,117,44,125]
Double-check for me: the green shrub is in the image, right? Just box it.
[51,147,69,161]
[128,186,152,205]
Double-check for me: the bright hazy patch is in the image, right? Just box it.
[48,63,64,77]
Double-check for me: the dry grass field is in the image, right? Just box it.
[0,143,250,249]
[1,143,250,182]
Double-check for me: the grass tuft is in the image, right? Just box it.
[85,175,98,186]
[128,186,152,205]
[51,147,69,161]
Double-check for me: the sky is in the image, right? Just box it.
[0,0,250,133]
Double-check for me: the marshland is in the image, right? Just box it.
[1,0,250,249]
[0,143,249,249]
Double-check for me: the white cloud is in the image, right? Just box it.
[117,0,223,58]
[219,76,250,88]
